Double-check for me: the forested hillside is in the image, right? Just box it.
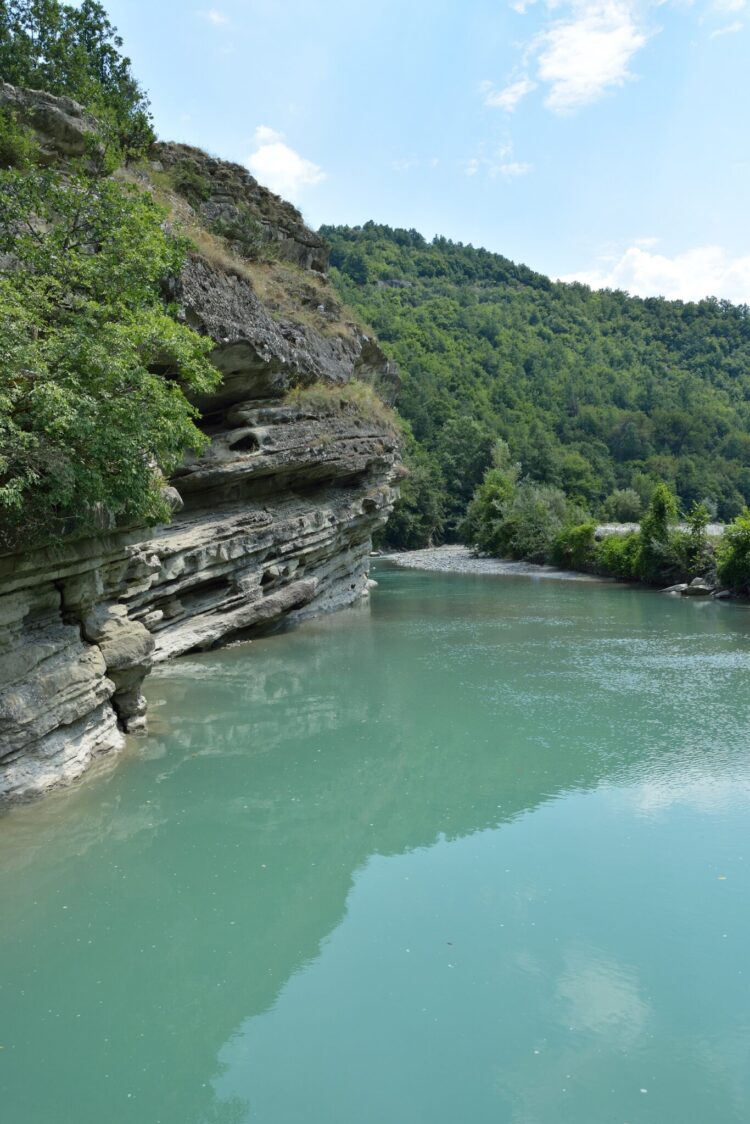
[322,223,750,544]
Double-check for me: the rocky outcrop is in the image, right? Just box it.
[0,90,402,803]
[178,254,399,409]
[155,141,328,272]
[0,80,101,161]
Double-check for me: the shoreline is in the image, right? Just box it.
[380,545,605,582]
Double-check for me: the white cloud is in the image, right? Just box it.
[709,18,744,32]
[483,76,538,112]
[202,7,229,24]
[536,0,649,113]
[559,243,750,303]
[245,125,325,202]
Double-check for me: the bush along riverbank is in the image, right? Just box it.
[462,442,750,597]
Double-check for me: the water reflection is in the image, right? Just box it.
[1,569,749,1123]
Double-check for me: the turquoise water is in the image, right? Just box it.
[2,566,750,1123]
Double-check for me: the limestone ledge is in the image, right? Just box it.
[0,480,396,803]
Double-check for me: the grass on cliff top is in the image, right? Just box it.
[285,380,400,433]
[121,160,366,343]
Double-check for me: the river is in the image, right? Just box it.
[1,564,749,1123]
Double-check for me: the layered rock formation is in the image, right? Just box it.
[0,88,402,802]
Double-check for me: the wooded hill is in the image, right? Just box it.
[322,222,750,545]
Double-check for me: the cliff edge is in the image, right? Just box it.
[0,84,402,801]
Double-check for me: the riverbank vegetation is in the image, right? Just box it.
[460,442,750,592]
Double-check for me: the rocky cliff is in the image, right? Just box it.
[0,84,402,802]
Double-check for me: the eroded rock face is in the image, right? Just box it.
[0,91,402,803]
[0,472,397,802]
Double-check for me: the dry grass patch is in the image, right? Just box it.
[285,381,399,432]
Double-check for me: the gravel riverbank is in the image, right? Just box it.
[381,545,604,581]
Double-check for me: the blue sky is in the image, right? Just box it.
[105,0,750,302]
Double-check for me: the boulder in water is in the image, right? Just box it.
[682,577,714,597]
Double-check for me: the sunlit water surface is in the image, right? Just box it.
[2,566,750,1123]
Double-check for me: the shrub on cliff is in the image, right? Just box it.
[0,165,218,551]
[0,107,37,169]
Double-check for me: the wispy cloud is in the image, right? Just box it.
[245,126,325,202]
[482,76,538,112]
[559,243,750,303]
[464,142,533,178]
[710,0,745,13]
[497,160,534,177]
[392,156,440,172]
[709,18,744,34]
[200,7,229,25]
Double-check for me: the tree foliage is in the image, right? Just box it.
[716,510,750,594]
[0,163,218,551]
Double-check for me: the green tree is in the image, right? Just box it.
[461,440,520,554]
[601,488,642,522]
[434,416,494,537]
[0,0,154,157]
[322,222,750,536]
[380,432,445,549]
[0,164,218,550]
[637,483,679,583]
[685,500,711,574]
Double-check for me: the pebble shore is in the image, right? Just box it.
[381,545,602,581]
